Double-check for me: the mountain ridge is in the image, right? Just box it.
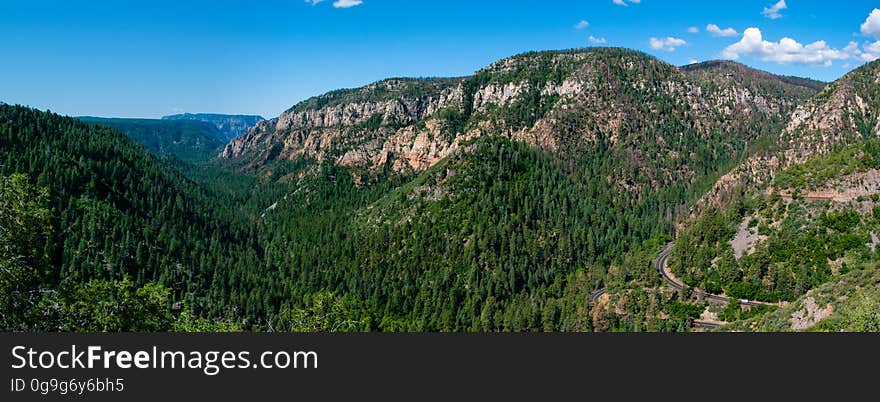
[77,117,227,162]
[689,58,880,223]
[5,46,878,332]
[220,47,820,181]
[162,113,264,142]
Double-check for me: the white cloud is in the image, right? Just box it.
[762,0,787,20]
[332,0,362,8]
[589,36,607,44]
[688,26,699,34]
[844,41,861,54]
[706,24,738,37]
[861,9,880,39]
[306,0,362,8]
[687,59,699,64]
[649,37,687,52]
[842,41,862,59]
[613,0,640,6]
[575,20,590,30]
[722,27,849,66]
[841,39,880,63]
[861,41,880,62]
[843,10,880,63]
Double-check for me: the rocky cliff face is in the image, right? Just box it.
[689,59,880,221]
[220,49,821,182]
[781,63,880,157]
[219,78,467,171]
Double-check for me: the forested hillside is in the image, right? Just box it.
[646,59,880,331]
[77,117,228,162]
[162,113,264,142]
[657,139,880,331]
[1,105,258,330]
[691,58,880,220]
[211,49,829,331]
[4,47,868,333]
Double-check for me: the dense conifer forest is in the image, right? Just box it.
[3,48,880,332]
[0,103,693,331]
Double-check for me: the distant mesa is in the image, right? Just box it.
[162,113,265,142]
[77,113,266,162]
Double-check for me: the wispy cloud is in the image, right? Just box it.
[575,20,590,30]
[706,24,738,37]
[332,0,362,8]
[842,41,878,62]
[861,41,880,62]
[307,0,363,8]
[722,27,848,66]
[613,0,640,7]
[649,37,687,52]
[589,36,607,44]
[762,0,787,20]
[688,26,699,34]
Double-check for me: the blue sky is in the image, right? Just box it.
[2,0,880,119]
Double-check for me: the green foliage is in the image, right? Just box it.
[681,60,821,101]
[242,135,702,331]
[826,292,880,332]
[54,279,174,332]
[717,299,777,322]
[488,92,561,130]
[172,305,243,332]
[0,174,52,330]
[667,301,705,321]
[0,174,51,266]
[161,113,264,142]
[0,97,807,331]
[0,104,266,330]
[289,78,462,114]
[668,205,740,288]
[668,133,880,310]
[480,50,581,86]
[672,196,872,303]
[360,112,385,131]
[725,265,880,331]
[273,291,370,332]
[821,210,861,233]
[0,48,837,332]
[774,138,880,191]
[78,117,227,162]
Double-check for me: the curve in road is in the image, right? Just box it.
[588,242,773,330]
[656,242,772,307]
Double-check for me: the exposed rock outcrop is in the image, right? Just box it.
[220,49,822,183]
[688,59,880,223]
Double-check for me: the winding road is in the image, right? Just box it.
[655,243,772,307]
[589,242,774,330]
[589,287,606,301]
